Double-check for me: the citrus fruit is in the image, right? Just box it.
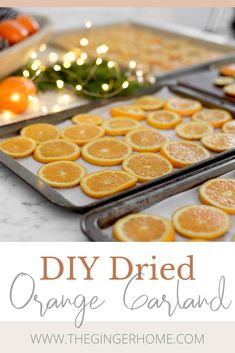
[175,121,214,140]
[103,118,141,136]
[34,139,80,163]
[0,136,36,158]
[192,109,232,128]
[199,178,235,214]
[201,133,235,152]
[72,114,104,126]
[81,137,132,166]
[80,170,137,198]
[147,110,182,129]
[38,161,86,188]
[113,214,174,242]
[172,205,230,239]
[125,127,169,152]
[134,95,165,110]
[224,83,235,97]
[0,19,28,45]
[122,153,173,183]
[219,64,235,77]
[213,76,234,86]
[160,140,210,168]
[187,239,208,242]
[16,15,40,34]
[21,123,60,143]
[111,105,146,120]
[164,97,202,116]
[61,124,105,146]
[222,120,235,134]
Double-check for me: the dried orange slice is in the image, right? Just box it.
[222,120,235,134]
[192,109,232,128]
[220,64,235,77]
[201,133,235,152]
[80,170,137,199]
[164,97,202,116]
[111,105,146,120]
[102,118,141,136]
[20,123,60,143]
[224,83,235,97]
[175,121,214,140]
[113,214,174,242]
[122,153,173,183]
[172,205,230,239]
[61,124,105,146]
[72,114,103,125]
[199,178,235,214]
[125,128,169,152]
[0,136,36,159]
[81,137,132,166]
[34,139,80,163]
[160,140,210,168]
[134,95,165,110]
[213,76,234,87]
[38,161,86,188]
[147,110,182,129]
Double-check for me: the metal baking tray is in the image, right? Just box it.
[51,20,235,82]
[0,84,234,213]
[81,156,235,242]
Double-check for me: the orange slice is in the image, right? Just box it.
[113,214,174,242]
[187,239,208,242]
[192,109,232,128]
[38,161,86,188]
[222,120,235,134]
[175,121,214,140]
[111,105,146,120]
[20,123,60,143]
[213,76,234,87]
[80,170,137,198]
[0,136,36,159]
[125,127,169,152]
[102,118,141,136]
[201,133,235,152]
[172,205,230,239]
[122,153,173,183]
[72,114,104,125]
[147,110,182,129]
[81,137,132,166]
[134,95,165,111]
[34,139,80,163]
[61,124,105,146]
[224,83,235,97]
[160,140,210,168]
[164,97,202,116]
[219,64,235,77]
[199,178,235,214]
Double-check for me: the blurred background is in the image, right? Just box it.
[24,7,235,36]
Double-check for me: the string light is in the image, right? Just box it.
[30,51,37,59]
[53,64,61,71]
[76,84,82,91]
[80,38,89,46]
[41,105,48,114]
[81,52,88,60]
[96,44,109,55]
[49,52,58,63]
[85,21,92,28]
[56,80,64,89]
[107,61,115,68]
[63,51,76,63]
[63,61,71,69]
[23,70,30,78]
[122,81,129,89]
[39,43,47,52]
[76,58,84,66]
[102,83,109,91]
[96,58,102,65]
[2,111,13,121]
[129,60,137,69]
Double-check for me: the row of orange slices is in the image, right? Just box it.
[114,177,235,242]
[0,95,234,199]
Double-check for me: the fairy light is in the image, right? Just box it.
[41,105,48,114]
[23,70,30,78]
[102,83,109,91]
[76,58,84,66]
[2,111,13,121]
[96,44,109,55]
[63,61,71,69]
[53,64,61,71]
[39,43,47,52]
[36,70,41,76]
[96,57,103,65]
[80,38,89,46]
[85,21,92,28]
[49,52,58,63]
[31,62,39,71]
[81,52,88,60]
[30,51,37,60]
[63,51,76,63]
[56,80,64,89]
[136,70,143,77]
[53,104,60,112]
[107,61,115,68]
[39,64,46,72]
[129,60,137,69]
[122,81,129,89]
[76,84,82,91]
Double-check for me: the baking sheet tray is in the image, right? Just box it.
[81,158,235,242]
[0,84,234,213]
[51,20,235,81]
